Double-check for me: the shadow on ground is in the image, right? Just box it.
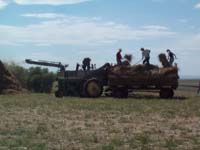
[125,93,187,100]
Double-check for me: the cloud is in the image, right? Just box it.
[142,25,169,30]
[195,3,200,8]
[22,13,101,21]
[0,0,8,9]
[0,0,91,9]
[13,0,91,5]
[0,14,176,46]
[22,13,66,19]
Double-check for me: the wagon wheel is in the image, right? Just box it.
[84,78,103,98]
[168,89,174,98]
[112,87,128,98]
[160,88,174,99]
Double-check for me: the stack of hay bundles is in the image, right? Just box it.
[0,60,22,94]
[110,64,178,81]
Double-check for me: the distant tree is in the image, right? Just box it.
[28,74,42,92]
[27,67,56,93]
[4,62,56,93]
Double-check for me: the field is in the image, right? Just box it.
[0,80,200,150]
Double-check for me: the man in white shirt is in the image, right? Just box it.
[141,48,151,65]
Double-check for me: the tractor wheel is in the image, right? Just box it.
[168,89,174,98]
[112,87,128,98]
[55,90,63,98]
[84,78,103,98]
[160,88,174,99]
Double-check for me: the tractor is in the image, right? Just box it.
[25,59,110,98]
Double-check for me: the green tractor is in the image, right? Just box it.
[25,59,110,98]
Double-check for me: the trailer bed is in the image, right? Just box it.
[107,66,179,98]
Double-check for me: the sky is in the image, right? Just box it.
[0,0,200,77]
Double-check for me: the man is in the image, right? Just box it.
[141,48,151,65]
[166,49,177,66]
[197,81,200,94]
[82,57,91,71]
[116,49,122,65]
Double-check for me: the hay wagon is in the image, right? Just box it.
[106,65,179,99]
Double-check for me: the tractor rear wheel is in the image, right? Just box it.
[84,78,103,98]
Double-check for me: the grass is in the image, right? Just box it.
[0,88,200,149]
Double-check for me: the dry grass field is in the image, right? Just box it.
[0,80,200,150]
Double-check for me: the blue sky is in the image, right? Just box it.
[0,0,200,77]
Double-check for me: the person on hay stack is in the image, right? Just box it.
[116,48,122,65]
[166,49,177,66]
[141,48,151,65]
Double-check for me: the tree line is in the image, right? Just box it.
[5,62,56,93]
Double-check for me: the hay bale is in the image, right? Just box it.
[110,64,158,76]
[121,60,131,66]
[158,67,178,75]
[111,65,131,75]
[0,60,22,94]
[150,67,178,78]
[130,65,146,72]
[131,64,158,72]
[158,53,171,68]
[110,63,178,83]
[1,89,22,95]
[124,54,133,63]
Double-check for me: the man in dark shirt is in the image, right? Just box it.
[82,57,91,71]
[197,81,200,94]
[116,49,122,65]
[167,49,177,66]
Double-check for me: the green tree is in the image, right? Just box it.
[5,62,56,93]
[27,67,56,93]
